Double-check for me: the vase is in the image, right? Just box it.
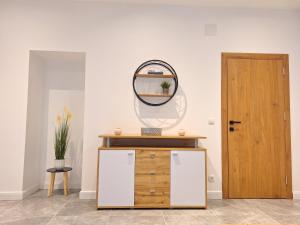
[55,159,65,169]
[163,88,169,95]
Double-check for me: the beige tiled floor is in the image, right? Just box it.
[0,190,299,225]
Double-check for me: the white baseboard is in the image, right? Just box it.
[41,183,81,190]
[0,191,24,200]
[79,190,223,200]
[22,184,40,199]
[207,191,222,199]
[293,191,300,199]
[2,188,292,201]
[0,185,39,200]
[79,190,96,199]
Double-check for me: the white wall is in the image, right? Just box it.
[22,53,45,198]
[0,1,300,199]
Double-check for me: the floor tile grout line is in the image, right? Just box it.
[162,212,167,225]
[0,201,24,223]
[0,194,57,224]
[0,191,64,224]
[45,192,78,225]
[243,198,295,223]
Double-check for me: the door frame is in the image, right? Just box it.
[221,52,293,199]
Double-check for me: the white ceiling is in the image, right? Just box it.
[59,0,300,10]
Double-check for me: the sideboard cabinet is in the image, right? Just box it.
[97,135,207,209]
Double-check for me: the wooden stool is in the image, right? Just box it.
[47,167,72,197]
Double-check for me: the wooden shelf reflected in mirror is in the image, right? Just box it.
[138,93,172,97]
[135,74,175,78]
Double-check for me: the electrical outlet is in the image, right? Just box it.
[208,175,215,183]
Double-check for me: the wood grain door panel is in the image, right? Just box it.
[223,53,291,199]
[227,58,253,198]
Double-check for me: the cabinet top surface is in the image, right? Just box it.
[98,147,206,151]
[99,134,206,139]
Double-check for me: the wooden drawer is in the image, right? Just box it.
[136,150,170,159]
[135,195,170,207]
[134,174,170,207]
[135,174,170,192]
[135,187,169,196]
[135,150,170,175]
[135,150,170,207]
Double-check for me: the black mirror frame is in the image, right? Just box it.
[133,59,178,106]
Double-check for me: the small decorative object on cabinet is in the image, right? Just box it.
[141,127,162,136]
[178,129,186,136]
[133,60,178,106]
[114,128,122,136]
[54,107,72,169]
[97,134,207,209]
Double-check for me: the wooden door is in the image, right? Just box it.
[170,150,206,207]
[98,150,135,207]
[222,53,292,199]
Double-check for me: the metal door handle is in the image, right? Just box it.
[229,120,241,125]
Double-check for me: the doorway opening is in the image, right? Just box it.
[23,50,85,196]
[221,53,292,199]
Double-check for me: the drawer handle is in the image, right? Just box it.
[150,153,156,158]
[149,171,156,175]
[150,189,156,194]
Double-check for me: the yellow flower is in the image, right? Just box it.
[67,111,73,120]
[64,106,69,115]
[56,115,62,124]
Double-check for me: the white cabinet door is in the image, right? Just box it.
[98,150,135,207]
[171,151,206,207]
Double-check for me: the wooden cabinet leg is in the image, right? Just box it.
[63,172,69,196]
[48,173,55,197]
